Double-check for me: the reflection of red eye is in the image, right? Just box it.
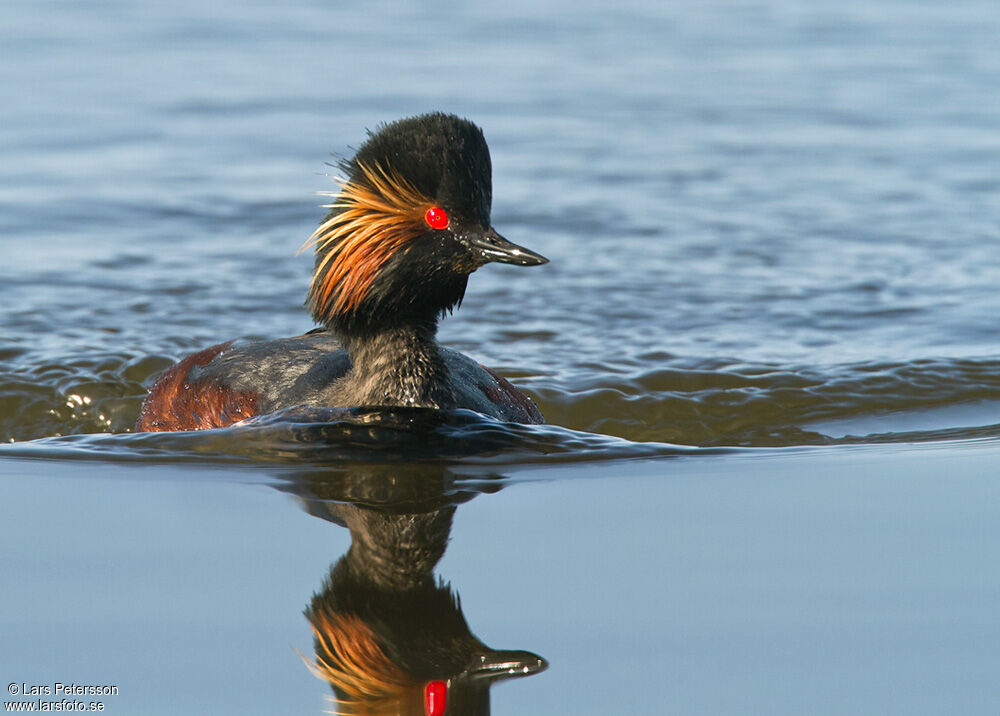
[424,680,447,716]
[424,207,449,230]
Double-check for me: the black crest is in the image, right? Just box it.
[349,113,493,227]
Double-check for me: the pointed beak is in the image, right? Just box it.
[469,227,548,267]
[462,649,549,681]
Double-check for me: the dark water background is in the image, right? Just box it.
[2,1,999,714]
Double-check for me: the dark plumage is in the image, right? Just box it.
[136,113,547,431]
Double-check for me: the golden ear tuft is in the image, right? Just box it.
[304,162,436,321]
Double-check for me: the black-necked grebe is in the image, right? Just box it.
[136,113,547,431]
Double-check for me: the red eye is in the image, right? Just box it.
[424,207,449,230]
[424,681,447,716]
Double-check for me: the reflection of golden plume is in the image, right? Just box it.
[302,611,421,715]
[304,162,436,319]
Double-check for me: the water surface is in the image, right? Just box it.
[2,0,999,713]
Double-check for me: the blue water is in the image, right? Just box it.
[3,0,1000,713]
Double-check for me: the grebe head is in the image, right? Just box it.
[305,113,547,334]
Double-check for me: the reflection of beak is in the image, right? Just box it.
[463,649,549,681]
[468,227,549,267]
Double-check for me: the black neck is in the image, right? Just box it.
[336,319,456,409]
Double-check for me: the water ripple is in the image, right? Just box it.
[3,348,1000,455]
[0,407,705,467]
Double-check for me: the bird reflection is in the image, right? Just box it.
[281,464,547,715]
